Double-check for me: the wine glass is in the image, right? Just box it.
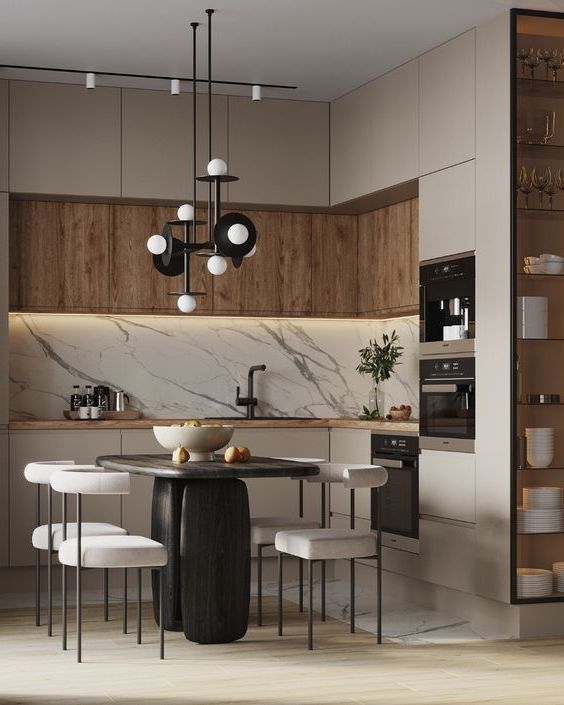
[517,166,534,209]
[555,168,564,205]
[545,169,559,209]
[532,167,552,208]
[548,53,563,83]
[517,47,531,75]
[538,48,555,80]
[525,49,541,82]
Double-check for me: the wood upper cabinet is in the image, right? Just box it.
[109,205,212,312]
[121,89,228,201]
[0,193,7,425]
[9,82,121,197]
[228,98,329,208]
[212,211,312,315]
[9,200,110,311]
[311,214,357,316]
[0,81,7,192]
[357,199,418,317]
[419,30,475,176]
[330,60,418,206]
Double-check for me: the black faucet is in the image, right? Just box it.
[236,365,267,419]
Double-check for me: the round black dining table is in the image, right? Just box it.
[96,453,319,644]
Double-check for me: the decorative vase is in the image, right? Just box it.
[368,384,385,419]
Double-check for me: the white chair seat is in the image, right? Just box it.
[251,516,320,545]
[275,528,377,561]
[32,522,127,551]
[59,535,168,569]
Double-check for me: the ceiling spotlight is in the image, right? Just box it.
[171,79,180,95]
[86,72,96,90]
[252,85,262,101]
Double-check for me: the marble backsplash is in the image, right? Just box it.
[9,314,419,420]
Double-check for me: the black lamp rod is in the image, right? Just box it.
[0,63,297,91]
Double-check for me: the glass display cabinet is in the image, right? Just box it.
[512,9,564,603]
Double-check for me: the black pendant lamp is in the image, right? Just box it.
[146,8,257,313]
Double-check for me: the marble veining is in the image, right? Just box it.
[9,314,419,421]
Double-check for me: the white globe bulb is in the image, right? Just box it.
[207,255,228,276]
[227,223,249,245]
[244,244,257,258]
[177,294,197,313]
[207,158,228,176]
[177,203,194,221]
[147,234,167,255]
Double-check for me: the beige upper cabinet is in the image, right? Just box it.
[228,97,329,207]
[0,81,7,191]
[419,160,475,261]
[419,30,475,176]
[330,60,418,206]
[9,81,121,197]
[121,89,228,201]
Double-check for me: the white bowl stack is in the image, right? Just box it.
[526,427,554,468]
[524,254,564,275]
[517,568,553,598]
[517,506,564,533]
[553,562,564,593]
[523,486,563,509]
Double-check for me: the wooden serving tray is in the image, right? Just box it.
[64,410,141,420]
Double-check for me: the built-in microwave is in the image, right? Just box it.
[419,354,475,453]
[420,253,475,356]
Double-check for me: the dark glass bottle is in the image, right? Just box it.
[70,385,82,411]
[82,385,95,407]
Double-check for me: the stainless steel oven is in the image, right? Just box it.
[370,433,419,554]
[419,354,475,452]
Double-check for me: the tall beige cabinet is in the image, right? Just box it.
[0,79,8,568]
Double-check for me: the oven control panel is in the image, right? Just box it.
[371,434,419,457]
[420,356,475,380]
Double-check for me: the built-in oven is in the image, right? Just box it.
[370,433,419,554]
[420,253,475,355]
[419,354,475,453]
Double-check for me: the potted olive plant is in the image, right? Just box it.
[356,331,403,420]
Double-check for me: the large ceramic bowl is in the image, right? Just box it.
[153,424,234,462]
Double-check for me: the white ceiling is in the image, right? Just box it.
[2,0,564,101]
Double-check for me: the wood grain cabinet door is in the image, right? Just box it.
[109,205,212,313]
[312,214,357,316]
[0,80,7,192]
[9,200,110,311]
[213,211,312,315]
[9,82,121,197]
[357,199,418,318]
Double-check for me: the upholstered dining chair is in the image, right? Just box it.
[275,463,387,650]
[50,466,168,662]
[24,460,127,637]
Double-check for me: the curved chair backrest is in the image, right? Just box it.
[302,463,351,484]
[343,465,388,490]
[24,460,75,485]
[51,466,130,496]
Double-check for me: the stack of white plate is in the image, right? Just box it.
[526,427,555,468]
[517,506,564,533]
[553,562,564,592]
[517,568,553,598]
[523,486,563,509]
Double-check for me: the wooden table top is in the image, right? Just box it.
[96,454,320,480]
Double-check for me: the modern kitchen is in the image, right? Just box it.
[3,2,564,704]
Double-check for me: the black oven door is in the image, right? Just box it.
[371,457,419,540]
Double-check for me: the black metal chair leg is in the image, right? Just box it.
[103,568,109,621]
[137,568,142,645]
[47,486,53,637]
[76,494,82,664]
[123,568,128,634]
[298,558,304,612]
[35,485,41,627]
[308,560,314,651]
[159,568,164,660]
[321,560,326,621]
[257,544,263,626]
[350,558,355,633]
[277,551,283,636]
[377,487,383,645]
[62,492,68,650]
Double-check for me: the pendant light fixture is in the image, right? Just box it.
[147,8,258,313]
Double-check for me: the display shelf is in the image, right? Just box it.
[517,76,564,98]
[517,141,564,158]
[517,206,564,215]
[518,402,564,405]
[517,273,564,277]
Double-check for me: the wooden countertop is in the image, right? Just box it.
[9,417,419,434]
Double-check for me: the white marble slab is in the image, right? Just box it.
[9,314,419,420]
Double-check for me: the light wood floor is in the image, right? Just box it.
[2,597,564,705]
